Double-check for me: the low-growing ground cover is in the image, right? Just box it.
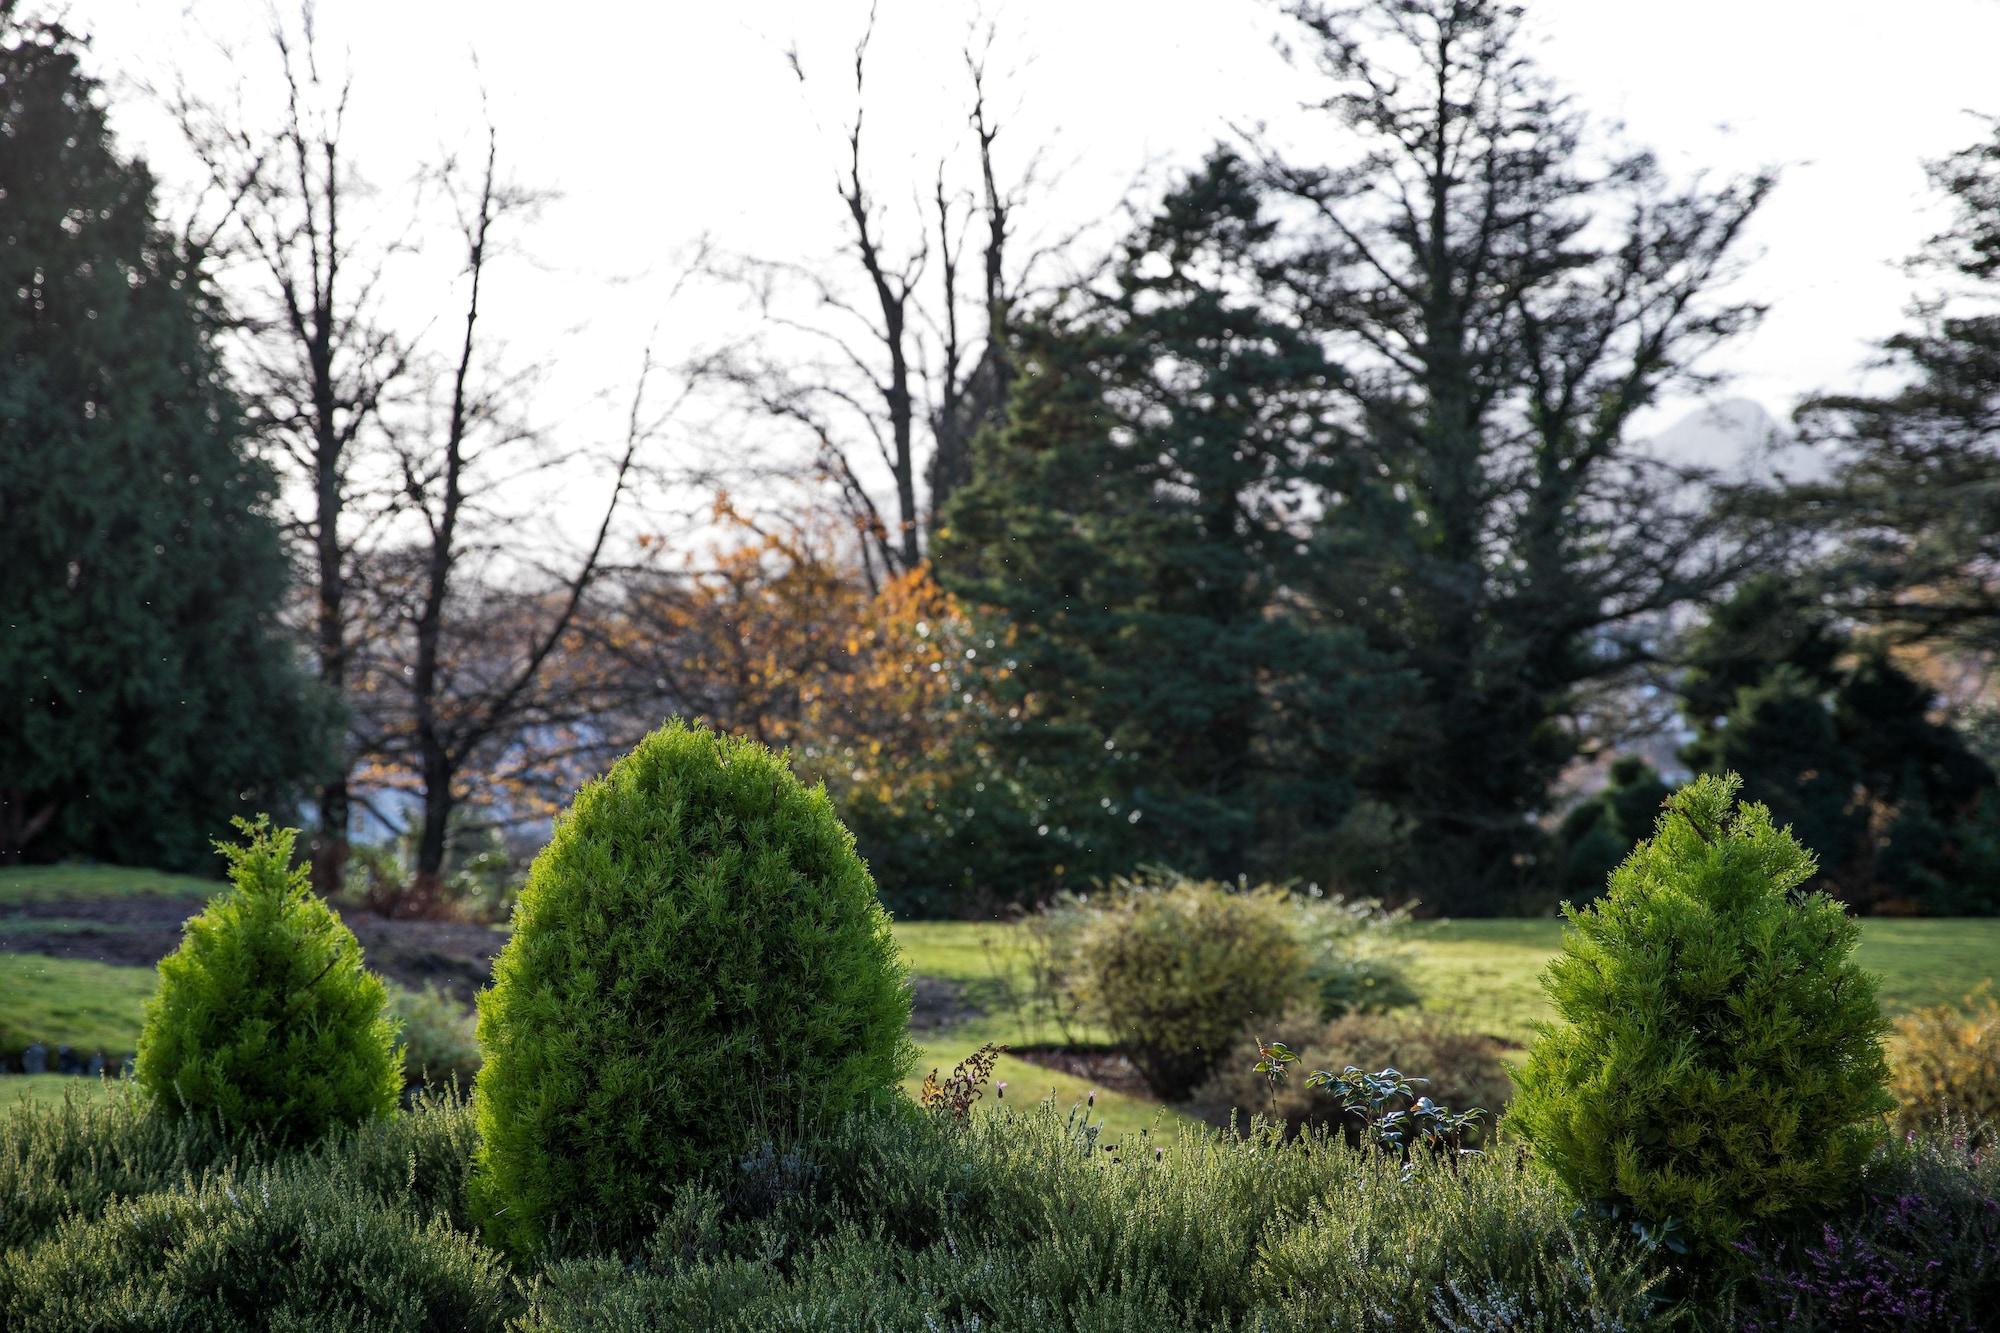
[3,1082,1991,1330]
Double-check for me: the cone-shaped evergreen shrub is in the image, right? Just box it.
[1509,773,1893,1248]
[135,818,402,1143]
[470,720,914,1256]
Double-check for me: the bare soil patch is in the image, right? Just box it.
[0,896,506,1001]
[1009,1044,1153,1099]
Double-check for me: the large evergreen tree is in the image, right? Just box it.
[1794,118,2000,655]
[942,151,1398,886]
[0,8,327,870]
[1264,0,1776,910]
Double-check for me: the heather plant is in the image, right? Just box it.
[134,817,402,1144]
[0,1159,511,1331]
[1891,986,2000,1144]
[1073,873,1310,1099]
[1510,772,1895,1248]
[1732,1129,2000,1332]
[470,720,914,1257]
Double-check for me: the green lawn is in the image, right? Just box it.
[0,863,219,907]
[1408,918,2000,1045]
[4,913,1993,1138]
[891,920,1175,1139]
[0,954,156,1058]
[3,1073,121,1110]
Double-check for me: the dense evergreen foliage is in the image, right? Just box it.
[941,150,1395,888]
[1511,774,1895,1248]
[1678,578,2000,912]
[134,819,402,1143]
[1549,757,1672,906]
[0,9,328,871]
[470,721,914,1257]
[1794,117,2000,660]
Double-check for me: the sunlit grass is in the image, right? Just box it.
[0,864,218,907]
[0,955,155,1058]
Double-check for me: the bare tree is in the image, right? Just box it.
[169,5,413,893]
[708,9,1052,577]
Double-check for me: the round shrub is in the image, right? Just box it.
[1077,875,1309,1100]
[1509,773,1894,1248]
[134,817,402,1144]
[470,720,914,1256]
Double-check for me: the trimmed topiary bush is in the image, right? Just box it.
[134,817,402,1144]
[1076,875,1310,1100]
[1509,772,1894,1248]
[470,719,914,1257]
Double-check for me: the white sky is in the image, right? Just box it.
[67,0,2000,528]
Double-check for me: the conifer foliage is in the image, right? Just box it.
[470,720,914,1257]
[135,818,402,1143]
[0,9,327,870]
[1509,774,1894,1248]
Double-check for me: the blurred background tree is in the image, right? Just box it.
[0,7,329,871]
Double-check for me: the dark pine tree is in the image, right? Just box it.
[1676,581,1998,913]
[1794,118,2000,657]
[0,8,328,870]
[1266,0,1775,911]
[941,150,1401,886]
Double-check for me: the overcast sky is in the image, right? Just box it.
[71,0,2000,516]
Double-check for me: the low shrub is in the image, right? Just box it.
[1191,1009,1512,1145]
[471,720,914,1258]
[0,1087,482,1257]
[1074,874,1310,1099]
[390,982,480,1094]
[1510,773,1895,1249]
[134,817,403,1144]
[0,1161,512,1332]
[1891,985,2000,1144]
[1732,1129,2000,1332]
[1293,891,1421,1017]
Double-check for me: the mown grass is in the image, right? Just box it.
[6,908,1995,1136]
[0,863,218,907]
[1409,917,2000,1044]
[0,956,154,1059]
[3,1074,119,1109]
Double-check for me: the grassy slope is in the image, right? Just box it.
[0,863,218,907]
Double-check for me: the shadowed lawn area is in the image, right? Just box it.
[0,864,218,907]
